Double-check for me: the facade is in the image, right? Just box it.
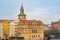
[10,20,18,36]
[44,24,51,30]
[0,22,4,39]
[3,20,10,39]
[0,20,10,39]
[51,20,60,31]
[15,4,44,40]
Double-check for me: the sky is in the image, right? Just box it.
[0,0,60,24]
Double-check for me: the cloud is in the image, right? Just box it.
[25,6,60,24]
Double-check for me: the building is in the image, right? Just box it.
[0,22,4,39]
[0,4,44,40]
[15,4,44,40]
[10,20,18,36]
[51,20,60,31]
[0,20,10,39]
[44,20,60,40]
[44,24,51,30]
[3,20,10,39]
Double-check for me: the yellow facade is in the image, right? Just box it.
[3,20,10,38]
[17,22,44,40]
[16,4,44,40]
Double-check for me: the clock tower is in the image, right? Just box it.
[18,4,26,20]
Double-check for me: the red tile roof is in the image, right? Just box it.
[0,20,8,23]
[19,20,42,25]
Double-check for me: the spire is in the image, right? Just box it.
[18,3,26,20]
[20,4,24,14]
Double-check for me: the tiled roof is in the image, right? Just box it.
[0,20,8,23]
[19,20,42,25]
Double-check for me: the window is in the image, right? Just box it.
[34,35,35,37]
[38,35,40,37]
[32,30,37,33]
[32,35,34,38]
[35,30,37,33]
[29,35,31,38]
[31,35,39,38]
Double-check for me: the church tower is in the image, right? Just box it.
[18,4,26,20]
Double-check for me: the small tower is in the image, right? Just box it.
[18,4,26,20]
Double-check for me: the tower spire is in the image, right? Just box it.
[20,4,24,14]
[18,3,26,20]
[20,0,24,14]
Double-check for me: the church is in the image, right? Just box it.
[15,4,44,40]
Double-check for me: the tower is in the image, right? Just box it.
[18,4,26,20]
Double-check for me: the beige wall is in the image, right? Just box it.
[17,24,44,40]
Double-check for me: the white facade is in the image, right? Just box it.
[10,20,18,36]
[0,23,4,39]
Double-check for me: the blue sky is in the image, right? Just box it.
[0,0,60,24]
